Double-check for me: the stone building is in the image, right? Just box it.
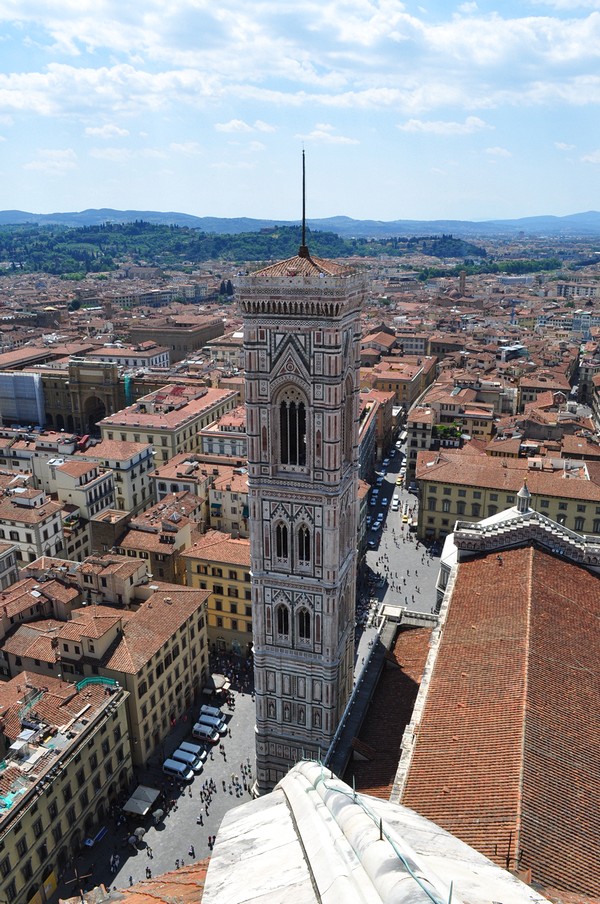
[239,241,366,793]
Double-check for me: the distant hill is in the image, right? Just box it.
[1,208,600,238]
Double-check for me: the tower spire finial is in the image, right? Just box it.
[299,148,310,258]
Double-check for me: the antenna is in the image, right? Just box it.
[299,149,309,259]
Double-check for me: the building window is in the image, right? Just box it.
[471,503,481,517]
[279,396,306,466]
[298,608,311,641]
[442,499,450,513]
[276,605,289,638]
[298,525,311,563]
[16,838,27,857]
[456,501,466,515]
[427,497,436,511]
[275,522,288,559]
[574,517,585,531]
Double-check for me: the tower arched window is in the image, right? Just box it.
[298,525,311,563]
[275,522,288,559]
[276,605,289,638]
[298,608,311,641]
[280,397,306,466]
[342,376,353,466]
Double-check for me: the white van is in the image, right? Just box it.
[192,722,219,744]
[197,713,227,736]
[172,748,203,775]
[199,704,222,720]
[162,757,194,782]
[179,740,207,763]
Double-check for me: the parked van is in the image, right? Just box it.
[192,722,219,744]
[197,713,227,736]
[162,757,194,782]
[199,704,222,720]
[172,748,203,775]
[179,740,207,762]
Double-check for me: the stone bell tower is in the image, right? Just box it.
[238,206,366,793]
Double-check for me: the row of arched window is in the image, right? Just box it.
[267,604,317,644]
[274,379,354,470]
[274,522,313,565]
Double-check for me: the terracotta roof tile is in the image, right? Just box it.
[401,547,600,898]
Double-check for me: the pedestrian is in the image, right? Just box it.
[197,813,203,825]
[129,876,133,886]
[175,859,180,869]
[189,845,195,858]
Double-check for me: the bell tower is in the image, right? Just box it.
[239,198,366,793]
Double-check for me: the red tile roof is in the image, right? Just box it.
[401,547,600,898]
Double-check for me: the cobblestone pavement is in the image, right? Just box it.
[54,686,257,898]
[364,454,441,616]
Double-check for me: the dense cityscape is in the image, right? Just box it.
[0,221,598,904]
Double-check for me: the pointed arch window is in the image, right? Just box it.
[298,608,311,641]
[342,377,354,466]
[298,525,311,564]
[280,399,306,466]
[275,522,288,559]
[276,605,289,638]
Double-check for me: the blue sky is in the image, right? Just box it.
[0,0,600,221]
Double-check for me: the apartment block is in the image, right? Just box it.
[415,447,600,540]
[99,384,239,464]
[1,585,209,766]
[0,488,65,565]
[79,439,155,514]
[0,673,132,904]
[181,530,252,658]
[208,467,249,538]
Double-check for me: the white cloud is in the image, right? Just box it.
[89,147,133,162]
[485,146,512,157]
[531,1,600,8]
[170,141,203,155]
[215,119,254,133]
[398,115,490,134]
[555,141,576,150]
[254,120,276,133]
[85,123,129,138]
[23,147,77,175]
[581,148,600,162]
[89,146,165,162]
[296,123,359,144]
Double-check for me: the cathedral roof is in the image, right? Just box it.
[252,251,354,279]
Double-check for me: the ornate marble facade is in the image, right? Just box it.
[239,252,366,793]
